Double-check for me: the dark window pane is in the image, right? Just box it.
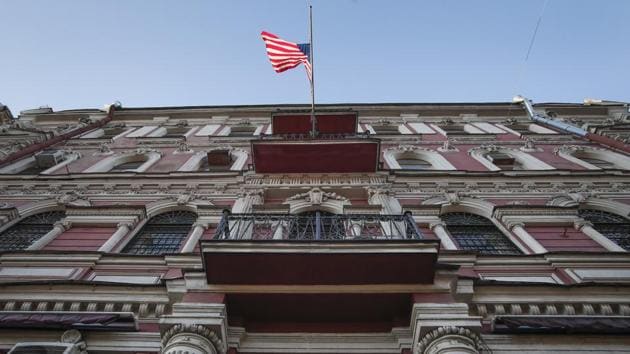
[122,210,196,255]
[442,212,521,255]
[579,209,630,250]
[0,211,66,251]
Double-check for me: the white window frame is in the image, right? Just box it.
[178,148,249,171]
[555,145,630,170]
[0,151,80,175]
[84,150,162,173]
[384,147,456,170]
[469,146,554,171]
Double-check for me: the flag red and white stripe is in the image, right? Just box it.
[261,31,312,82]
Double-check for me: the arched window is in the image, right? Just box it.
[397,157,433,170]
[442,212,521,255]
[0,211,66,251]
[579,209,630,250]
[470,146,554,171]
[483,151,524,170]
[0,151,80,175]
[110,158,147,172]
[556,145,630,170]
[122,210,197,255]
[84,150,162,173]
[383,147,456,170]
[178,149,249,172]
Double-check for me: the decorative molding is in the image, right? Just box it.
[417,326,483,354]
[161,324,221,354]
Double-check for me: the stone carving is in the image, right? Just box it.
[56,191,90,207]
[176,139,191,152]
[520,137,539,152]
[438,138,458,152]
[161,324,221,354]
[98,143,112,154]
[417,326,483,354]
[286,187,348,205]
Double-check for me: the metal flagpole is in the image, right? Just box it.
[309,5,316,138]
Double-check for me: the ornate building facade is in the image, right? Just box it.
[0,98,629,353]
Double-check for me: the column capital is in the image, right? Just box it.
[193,222,210,230]
[429,221,446,230]
[574,219,593,231]
[117,221,134,229]
[161,324,220,354]
[53,220,72,231]
[506,221,525,230]
[417,326,483,354]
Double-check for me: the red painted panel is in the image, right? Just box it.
[526,226,606,252]
[226,293,412,333]
[204,245,438,285]
[252,140,380,173]
[272,113,357,135]
[43,227,115,251]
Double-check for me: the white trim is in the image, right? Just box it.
[463,124,485,134]
[41,152,81,175]
[0,151,80,175]
[126,126,158,138]
[407,123,435,134]
[195,124,222,136]
[471,122,506,134]
[556,145,630,170]
[253,125,265,136]
[146,127,167,137]
[429,123,448,136]
[529,123,557,134]
[398,124,413,134]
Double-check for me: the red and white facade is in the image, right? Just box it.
[0,101,629,353]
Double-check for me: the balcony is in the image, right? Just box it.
[201,212,440,286]
[251,111,381,173]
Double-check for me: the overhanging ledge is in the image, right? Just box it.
[201,240,440,285]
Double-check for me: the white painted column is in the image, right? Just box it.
[272,220,286,240]
[508,222,548,254]
[575,220,626,252]
[98,222,133,252]
[27,220,70,250]
[368,189,403,238]
[230,192,262,240]
[430,222,458,250]
[181,222,208,252]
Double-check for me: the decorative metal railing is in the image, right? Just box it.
[213,212,423,241]
[257,132,372,140]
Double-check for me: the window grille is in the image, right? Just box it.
[110,160,145,172]
[485,152,522,170]
[0,211,66,251]
[122,210,197,255]
[371,125,400,135]
[397,158,432,170]
[442,212,521,255]
[579,156,616,169]
[579,209,630,250]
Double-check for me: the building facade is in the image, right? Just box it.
[0,99,629,353]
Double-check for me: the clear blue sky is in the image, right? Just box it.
[1,0,628,113]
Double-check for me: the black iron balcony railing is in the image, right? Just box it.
[214,212,423,241]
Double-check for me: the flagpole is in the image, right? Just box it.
[309,4,316,138]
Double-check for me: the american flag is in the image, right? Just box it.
[261,31,312,82]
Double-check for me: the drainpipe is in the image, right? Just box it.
[0,102,120,167]
[513,95,630,154]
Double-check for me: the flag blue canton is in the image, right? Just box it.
[297,43,311,63]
